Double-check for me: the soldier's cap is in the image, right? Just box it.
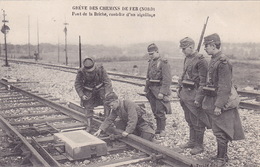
[104,92,118,105]
[83,57,96,72]
[179,37,195,48]
[147,43,158,54]
[203,33,221,45]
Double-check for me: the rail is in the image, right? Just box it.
[0,79,208,167]
[2,58,259,111]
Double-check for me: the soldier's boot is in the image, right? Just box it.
[180,128,196,149]
[86,117,93,133]
[211,145,229,161]
[140,132,155,141]
[190,130,204,155]
[210,143,228,167]
[155,119,161,134]
[151,138,161,144]
[159,119,166,137]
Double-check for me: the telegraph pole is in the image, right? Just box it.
[37,18,40,60]
[64,21,68,65]
[1,9,10,67]
[58,36,60,63]
[28,16,31,57]
[0,41,1,57]
[52,18,60,63]
[79,36,82,68]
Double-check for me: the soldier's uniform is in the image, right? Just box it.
[144,43,172,136]
[178,37,211,155]
[75,57,113,131]
[99,92,155,141]
[202,33,245,166]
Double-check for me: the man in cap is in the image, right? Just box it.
[94,92,155,141]
[75,57,113,132]
[202,33,245,166]
[144,43,172,137]
[178,37,211,155]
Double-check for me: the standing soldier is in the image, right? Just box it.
[144,43,172,137]
[94,92,155,141]
[75,57,113,132]
[178,37,211,155]
[202,33,245,166]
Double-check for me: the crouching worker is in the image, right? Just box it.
[75,57,113,132]
[94,92,155,141]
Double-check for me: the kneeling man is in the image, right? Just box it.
[94,92,155,141]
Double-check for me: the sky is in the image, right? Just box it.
[0,0,260,46]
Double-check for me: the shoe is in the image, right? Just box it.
[211,155,229,162]
[210,158,227,167]
[151,138,161,144]
[155,129,160,134]
[179,141,195,149]
[190,145,204,155]
[210,155,218,160]
[86,126,92,133]
[159,130,166,137]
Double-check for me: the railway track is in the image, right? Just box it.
[2,58,260,111]
[0,79,208,167]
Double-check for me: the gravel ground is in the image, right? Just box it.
[0,63,259,167]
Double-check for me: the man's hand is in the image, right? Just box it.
[122,131,129,137]
[93,129,102,137]
[194,101,200,107]
[158,93,164,100]
[82,95,88,100]
[214,107,222,116]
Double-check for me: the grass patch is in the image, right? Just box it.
[102,58,260,89]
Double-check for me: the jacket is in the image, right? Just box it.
[202,51,245,140]
[99,100,154,134]
[179,52,208,104]
[144,57,172,97]
[179,52,210,128]
[75,64,112,98]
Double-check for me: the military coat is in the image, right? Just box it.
[179,52,210,128]
[99,100,155,134]
[144,57,172,114]
[75,64,112,105]
[144,57,172,96]
[202,51,245,140]
[179,52,207,103]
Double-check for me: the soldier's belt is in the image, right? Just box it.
[83,86,93,91]
[203,86,217,97]
[83,83,104,91]
[181,80,195,89]
[148,80,161,86]
[149,79,161,83]
[95,83,104,89]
